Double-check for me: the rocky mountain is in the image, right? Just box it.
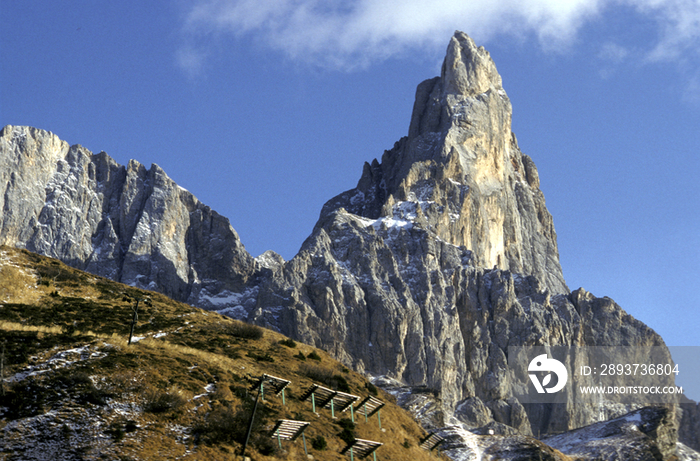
[0,125,261,308]
[1,31,698,459]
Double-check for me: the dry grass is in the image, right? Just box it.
[0,245,450,461]
[0,320,65,335]
[0,264,41,304]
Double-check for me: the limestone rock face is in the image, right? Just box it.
[0,125,260,306]
[249,31,571,421]
[319,31,567,295]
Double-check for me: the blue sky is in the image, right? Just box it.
[1,0,699,368]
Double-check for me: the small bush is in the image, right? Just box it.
[228,322,263,340]
[279,338,296,348]
[195,401,274,454]
[300,364,350,392]
[311,435,327,451]
[337,418,356,445]
[294,352,306,361]
[194,406,241,444]
[246,351,274,362]
[143,389,187,414]
[125,420,138,432]
[300,364,333,383]
[365,382,378,396]
[307,351,322,361]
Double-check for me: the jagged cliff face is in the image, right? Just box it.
[0,125,260,307]
[248,32,585,431]
[318,32,567,295]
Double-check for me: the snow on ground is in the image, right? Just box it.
[7,345,107,383]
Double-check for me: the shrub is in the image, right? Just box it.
[294,352,306,361]
[194,406,241,444]
[311,435,327,450]
[228,322,263,340]
[365,382,378,396]
[307,351,321,361]
[195,401,274,455]
[279,338,296,348]
[143,388,187,414]
[246,351,274,362]
[337,418,356,445]
[300,364,351,392]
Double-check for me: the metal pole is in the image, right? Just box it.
[241,384,262,459]
[378,409,381,429]
[331,398,335,419]
[277,432,282,449]
[350,404,354,423]
[281,388,285,406]
[260,381,264,401]
[364,403,368,423]
[312,392,316,413]
[302,432,308,456]
[350,446,354,461]
[373,451,377,461]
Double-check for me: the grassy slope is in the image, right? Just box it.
[0,246,447,461]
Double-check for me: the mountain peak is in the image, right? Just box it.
[320,31,567,294]
[441,31,502,97]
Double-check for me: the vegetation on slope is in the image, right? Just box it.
[0,246,447,461]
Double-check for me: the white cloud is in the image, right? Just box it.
[178,0,700,70]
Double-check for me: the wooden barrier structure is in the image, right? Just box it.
[341,438,383,461]
[355,395,385,428]
[419,432,444,452]
[300,384,359,419]
[270,419,310,455]
[250,374,291,405]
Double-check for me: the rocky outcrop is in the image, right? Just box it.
[0,125,260,307]
[679,396,700,451]
[543,406,678,461]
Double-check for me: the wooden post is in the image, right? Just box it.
[0,342,5,396]
[127,299,140,345]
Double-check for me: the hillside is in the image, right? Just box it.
[0,245,449,461]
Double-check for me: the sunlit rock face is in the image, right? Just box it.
[0,125,260,306]
[250,30,572,425]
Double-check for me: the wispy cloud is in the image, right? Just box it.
[177,0,700,71]
[176,45,208,79]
